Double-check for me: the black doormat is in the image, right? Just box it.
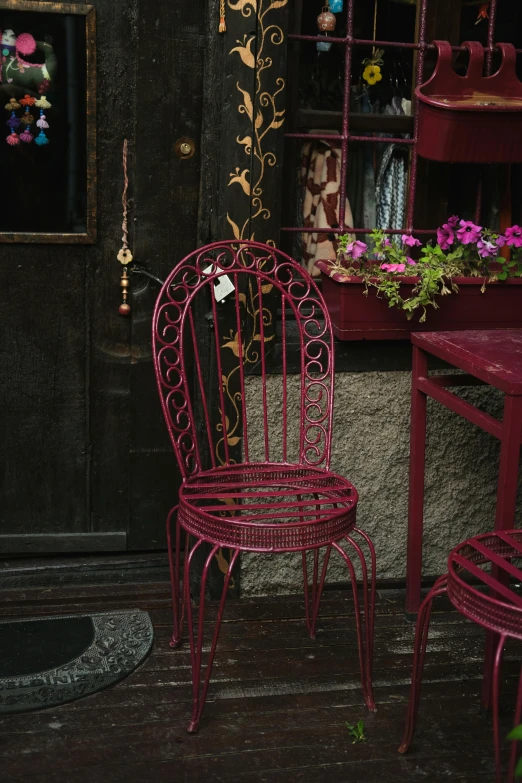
[0,610,153,714]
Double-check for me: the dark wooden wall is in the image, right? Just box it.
[0,0,206,555]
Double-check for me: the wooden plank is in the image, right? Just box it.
[0,533,126,554]
[128,0,206,550]
[86,0,138,542]
[298,110,414,134]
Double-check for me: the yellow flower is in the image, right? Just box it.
[363,64,382,85]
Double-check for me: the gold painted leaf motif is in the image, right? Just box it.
[237,84,254,122]
[230,35,256,68]
[226,213,241,240]
[228,0,257,13]
[229,167,251,195]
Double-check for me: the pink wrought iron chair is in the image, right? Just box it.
[399,530,522,783]
[152,240,376,732]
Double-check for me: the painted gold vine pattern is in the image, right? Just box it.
[216,0,287,465]
[226,0,287,244]
[214,1,287,583]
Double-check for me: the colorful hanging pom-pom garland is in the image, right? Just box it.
[4,93,51,147]
[6,127,19,145]
[6,111,20,129]
[35,95,51,109]
[35,129,49,146]
[20,127,33,143]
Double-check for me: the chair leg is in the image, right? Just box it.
[508,660,522,783]
[303,546,331,640]
[492,634,507,783]
[332,533,377,712]
[398,575,448,754]
[166,505,184,648]
[185,539,240,734]
[345,528,377,700]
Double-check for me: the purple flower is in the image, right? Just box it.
[446,215,459,228]
[406,257,416,266]
[402,234,421,247]
[346,240,367,260]
[495,234,506,247]
[477,240,497,258]
[504,225,522,248]
[437,223,455,250]
[456,220,482,245]
[381,238,392,249]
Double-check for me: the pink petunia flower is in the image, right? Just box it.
[402,234,421,247]
[495,234,506,247]
[504,225,522,248]
[437,223,455,250]
[346,240,367,260]
[477,240,497,258]
[381,263,405,273]
[456,220,482,245]
[406,257,416,265]
[446,215,459,228]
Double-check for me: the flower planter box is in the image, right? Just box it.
[319,265,522,341]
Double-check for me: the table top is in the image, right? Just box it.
[412,329,522,394]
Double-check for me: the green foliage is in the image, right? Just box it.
[331,226,522,323]
[508,725,522,777]
[346,719,367,744]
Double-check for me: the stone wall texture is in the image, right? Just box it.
[240,372,521,596]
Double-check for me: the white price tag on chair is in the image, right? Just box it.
[203,265,235,303]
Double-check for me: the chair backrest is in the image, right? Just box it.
[152,241,335,479]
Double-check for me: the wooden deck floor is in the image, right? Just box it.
[0,582,519,782]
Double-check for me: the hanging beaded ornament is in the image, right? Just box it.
[6,111,20,129]
[219,0,226,32]
[19,93,35,107]
[20,105,34,124]
[6,127,19,145]
[4,98,20,111]
[35,129,49,145]
[36,111,48,128]
[117,139,133,316]
[20,126,33,143]
[35,95,51,109]
[316,3,334,52]
[330,0,343,11]
[317,7,336,31]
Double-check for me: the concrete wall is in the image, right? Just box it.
[240,372,520,596]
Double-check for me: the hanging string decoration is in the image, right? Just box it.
[219,0,226,33]
[317,2,335,52]
[362,0,384,85]
[118,139,133,317]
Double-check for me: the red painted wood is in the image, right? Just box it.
[416,41,522,163]
[321,274,522,341]
[406,346,428,614]
[406,329,522,613]
[412,330,522,395]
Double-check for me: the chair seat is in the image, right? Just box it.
[447,529,522,639]
[178,462,358,553]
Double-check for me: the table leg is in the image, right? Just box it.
[406,345,428,614]
[481,393,522,709]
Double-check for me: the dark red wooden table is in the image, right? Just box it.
[406,329,522,614]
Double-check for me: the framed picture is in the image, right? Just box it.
[0,1,96,243]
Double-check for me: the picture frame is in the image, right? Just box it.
[0,0,96,243]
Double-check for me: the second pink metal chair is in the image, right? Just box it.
[152,240,377,732]
[399,529,522,782]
